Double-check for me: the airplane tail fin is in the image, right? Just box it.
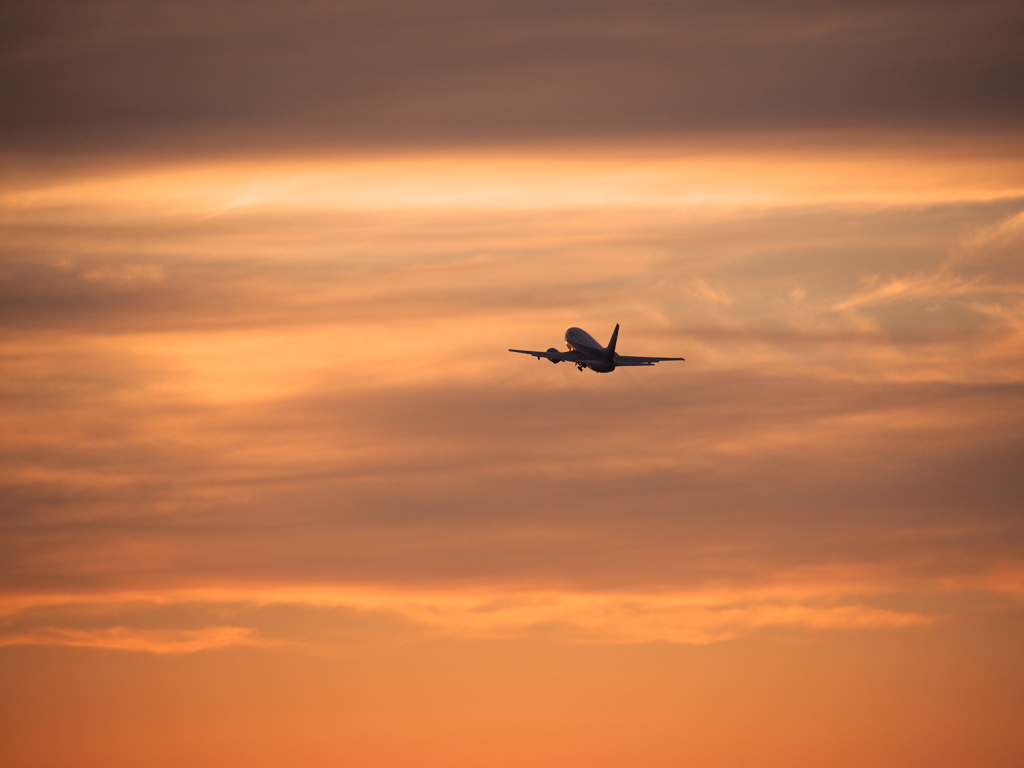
[606,323,620,359]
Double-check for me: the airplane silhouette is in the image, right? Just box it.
[509,324,684,373]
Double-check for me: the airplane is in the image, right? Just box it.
[509,324,684,373]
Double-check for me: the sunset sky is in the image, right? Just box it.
[2,1,1023,766]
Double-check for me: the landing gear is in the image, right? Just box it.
[576,363,585,372]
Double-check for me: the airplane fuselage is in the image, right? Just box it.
[564,327,615,372]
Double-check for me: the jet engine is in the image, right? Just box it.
[546,347,561,363]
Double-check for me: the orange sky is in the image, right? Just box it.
[3,1,1024,766]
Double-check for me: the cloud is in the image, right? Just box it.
[0,625,269,654]
[964,209,1024,249]
[0,581,942,652]
[680,279,733,305]
[80,263,164,284]
[831,270,990,311]
[1,7,1022,763]
[835,205,1024,311]
[2,136,1022,674]
[827,205,1024,376]
[2,0,1023,155]
[3,201,1023,597]
[354,590,931,645]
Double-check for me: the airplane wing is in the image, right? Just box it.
[613,355,685,366]
[508,348,585,363]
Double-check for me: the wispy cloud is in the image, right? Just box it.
[961,209,1024,253]
[11,552,1024,652]
[0,625,269,654]
[831,270,993,311]
[680,279,734,305]
[827,206,1024,383]
[355,590,931,645]
[0,579,947,652]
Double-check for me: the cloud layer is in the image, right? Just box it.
[3,4,1024,764]
[3,152,1023,637]
[3,0,1023,154]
